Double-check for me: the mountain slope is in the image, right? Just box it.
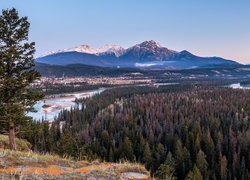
[36,40,240,69]
[35,62,139,77]
[37,52,115,66]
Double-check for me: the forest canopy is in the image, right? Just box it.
[21,85,250,179]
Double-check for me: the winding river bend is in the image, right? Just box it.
[28,83,178,121]
[28,89,105,121]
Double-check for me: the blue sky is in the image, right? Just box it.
[1,0,249,64]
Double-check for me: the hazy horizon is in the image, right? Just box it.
[1,0,249,64]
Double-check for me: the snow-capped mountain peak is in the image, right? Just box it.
[136,40,162,48]
[40,45,97,57]
[69,45,97,54]
[41,44,126,57]
[96,45,126,57]
[124,40,177,61]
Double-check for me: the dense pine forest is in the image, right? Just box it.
[21,85,250,179]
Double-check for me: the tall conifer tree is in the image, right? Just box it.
[0,8,43,150]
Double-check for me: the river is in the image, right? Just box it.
[28,88,105,121]
[28,83,178,121]
[229,83,250,90]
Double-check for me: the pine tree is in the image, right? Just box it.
[219,155,228,180]
[108,147,114,162]
[121,136,134,161]
[196,150,208,178]
[183,147,192,176]
[185,165,203,180]
[0,8,43,150]
[155,152,176,180]
[134,133,145,162]
[143,142,152,166]
[202,131,215,165]
[240,157,248,180]
[174,139,185,178]
[59,130,79,157]
[155,143,165,166]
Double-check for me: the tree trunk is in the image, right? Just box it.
[8,121,16,150]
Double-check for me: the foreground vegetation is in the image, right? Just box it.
[19,85,250,179]
[0,148,149,179]
[0,135,31,151]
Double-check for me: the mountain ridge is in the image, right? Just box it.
[37,40,240,69]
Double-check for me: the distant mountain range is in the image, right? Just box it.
[36,40,240,69]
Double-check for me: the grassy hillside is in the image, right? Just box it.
[0,135,31,151]
[0,148,149,179]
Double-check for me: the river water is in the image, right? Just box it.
[28,89,105,121]
[28,83,178,121]
[229,83,250,89]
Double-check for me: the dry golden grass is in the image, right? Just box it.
[0,135,31,151]
[0,148,150,179]
[116,161,148,174]
[0,148,72,163]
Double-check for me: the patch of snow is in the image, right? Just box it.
[41,44,126,57]
[97,44,126,57]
